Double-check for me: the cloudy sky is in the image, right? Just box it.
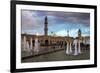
[21,10,90,37]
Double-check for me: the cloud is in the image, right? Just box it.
[21,10,90,36]
[56,29,79,37]
[56,28,90,37]
[35,11,90,26]
[56,30,67,36]
[21,10,44,34]
[28,10,90,26]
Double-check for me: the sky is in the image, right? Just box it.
[21,10,90,37]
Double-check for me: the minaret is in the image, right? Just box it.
[78,29,81,38]
[44,16,48,36]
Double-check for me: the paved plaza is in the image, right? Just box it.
[22,49,90,63]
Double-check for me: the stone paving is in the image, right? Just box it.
[21,46,64,59]
[21,48,90,63]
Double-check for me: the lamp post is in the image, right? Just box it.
[66,41,70,54]
[66,30,70,54]
[78,29,82,54]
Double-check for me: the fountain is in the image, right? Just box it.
[34,37,40,52]
[26,41,30,51]
[66,42,70,54]
[34,33,40,52]
[30,38,33,50]
[29,37,33,55]
[66,30,70,54]
[73,39,78,55]
[69,42,72,53]
[23,36,27,51]
[78,40,81,54]
[22,36,33,54]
